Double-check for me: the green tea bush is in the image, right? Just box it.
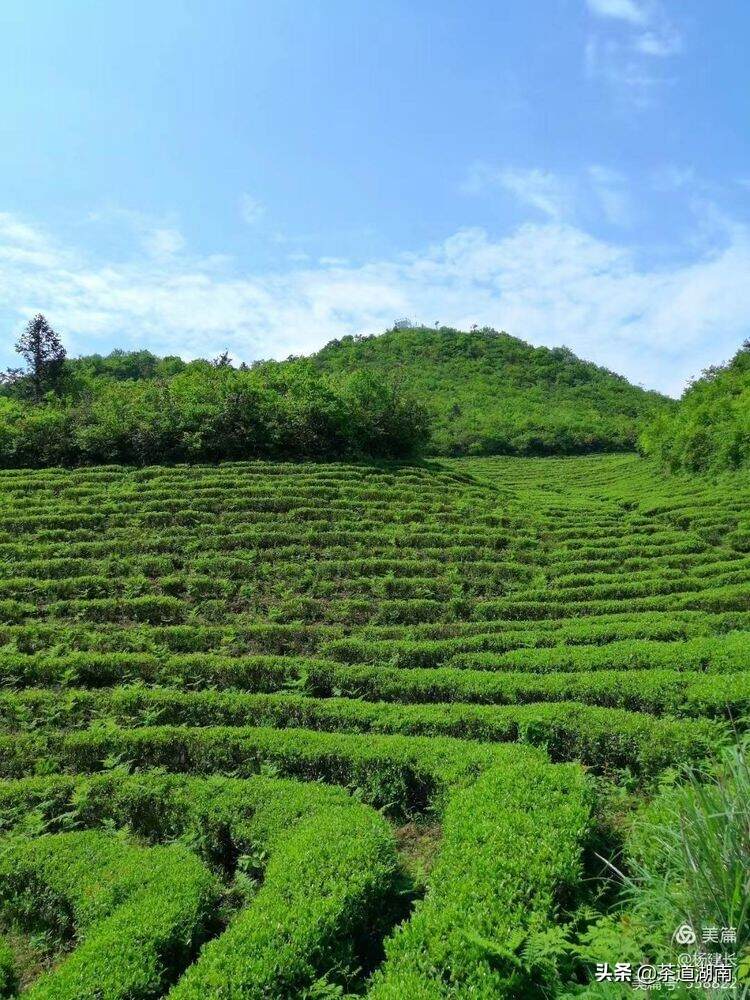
[168,806,399,999]
[370,759,591,996]
[0,831,219,999]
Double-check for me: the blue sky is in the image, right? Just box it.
[1,0,748,395]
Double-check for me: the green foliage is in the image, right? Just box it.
[369,761,591,997]
[168,805,399,999]
[2,315,66,404]
[0,830,219,999]
[0,726,545,816]
[641,341,750,473]
[0,689,723,779]
[562,742,750,997]
[0,773,403,999]
[0,364,428,467]
[0,937,17,999]
[626,743,750,948]
[301,325,670,456]
[63,349,187,385]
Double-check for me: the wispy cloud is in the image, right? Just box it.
[239,194,265,226]
[142,227,186,259]
[461,165,571,220]
[584,0,683,108]
[652,165,696,192]
[1,209,748,397]
[87,206,187,261]
[587,165,632,226]
[634,29,682,57]
[463,163,633,228]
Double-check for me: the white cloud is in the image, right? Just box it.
[586,0,649,26]
[464,162,632,228]
[584,36,664,109]
[239,194,265,226]
[652,165,696,191]
[0,212,69,269]
[86,206,187,261]
[462,164,571,220]
[1,210,749,397]
[143,227,186,259]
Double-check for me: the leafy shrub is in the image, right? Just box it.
[169,806,399,999]
[370,759,591,996]
[0,831,219,999]
[0,773,403,998]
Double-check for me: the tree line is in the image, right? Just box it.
[0,316,429,467]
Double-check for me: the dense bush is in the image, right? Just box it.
[0,364,429,467]
[370,760,591,997]
[169,803,399,999]
[0,831,219,999]
[0,763,588,998]
[0,773,402,1000]
[641,341,750,472]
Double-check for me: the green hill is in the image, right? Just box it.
[299,325,672,456]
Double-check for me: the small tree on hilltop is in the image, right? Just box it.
[4,314,67,402]
[211,350,233,368]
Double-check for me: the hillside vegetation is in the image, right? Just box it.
[642,340,750,473]
[301,325,671,455]
[0,363,428,467]
[1,322,673,465]
[0,454,747,993]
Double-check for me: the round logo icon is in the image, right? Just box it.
[673,924,697,946]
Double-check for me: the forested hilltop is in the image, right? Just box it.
[301,325,671,456]
[641,340,750,473]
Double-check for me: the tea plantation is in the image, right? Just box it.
[0,453,747,997]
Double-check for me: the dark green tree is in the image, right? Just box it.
[6,314,67,403]
[211,350,233,368]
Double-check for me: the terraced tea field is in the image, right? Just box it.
[0,454,748,997]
